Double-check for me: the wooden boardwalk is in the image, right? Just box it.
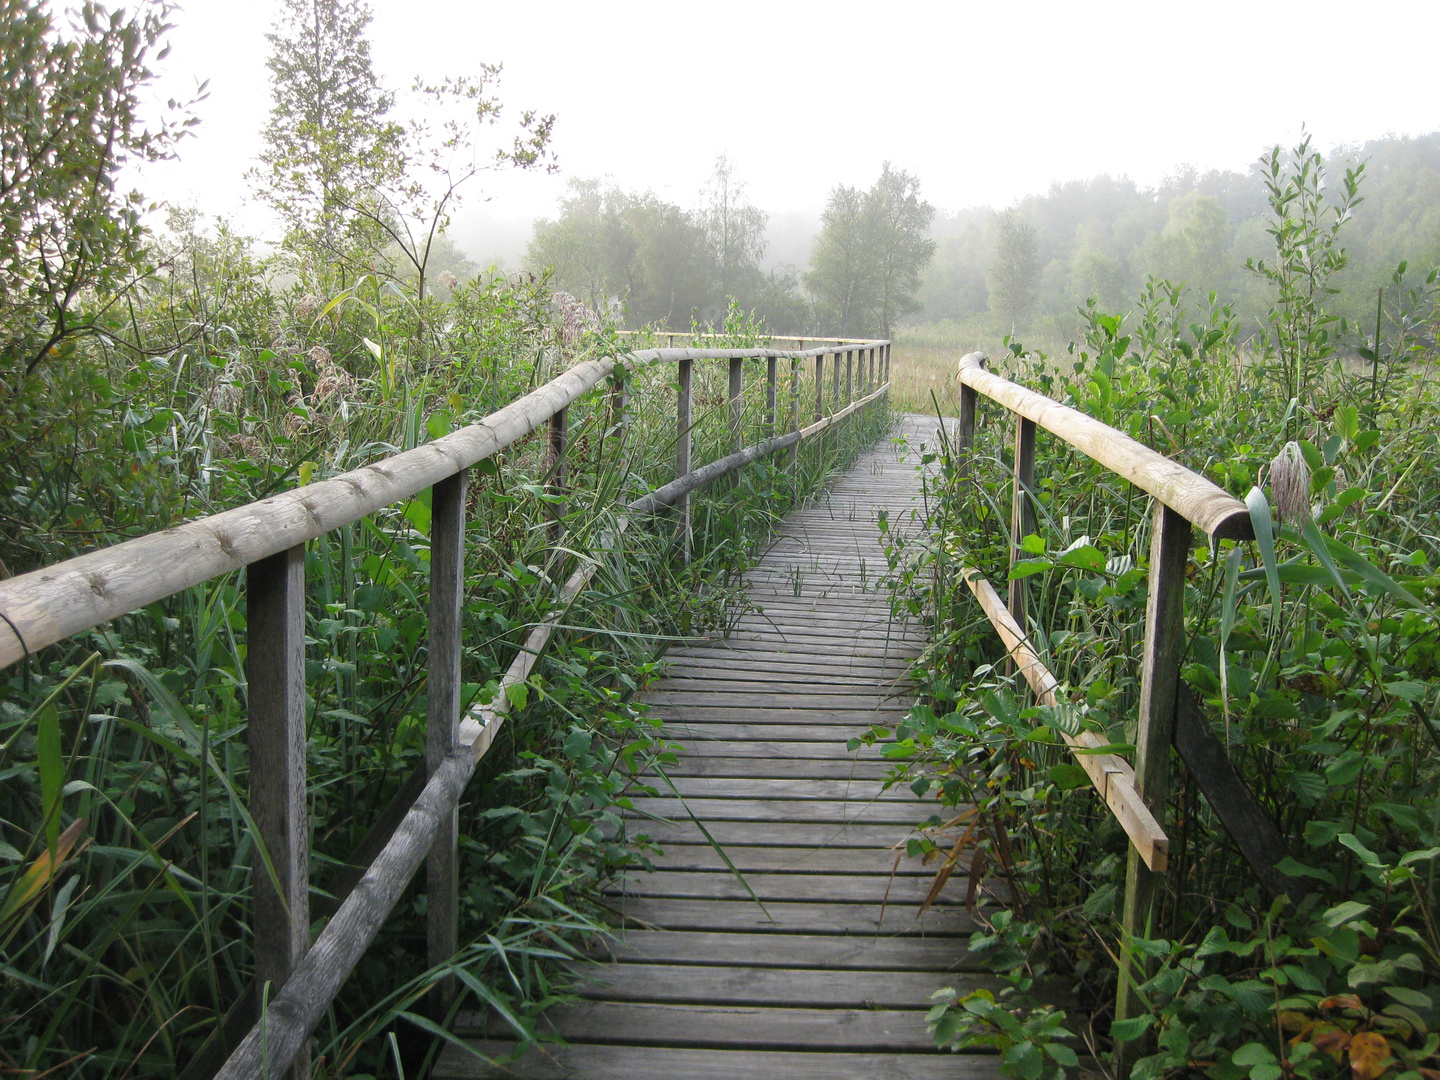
[437,415,1002,1079]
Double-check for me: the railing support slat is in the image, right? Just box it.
[1115,502,1192,1057]
[765,355,778,439]
[609,366,630,472]
[245,544,310,1080]
[729,356,744,454]
[547,405,568,545]
[677,357,694,562]
[813,353,824,424]
[845,349,853,404]
[958,382,978,478]
[787,356,800,470]
[1008,416,1037,627]
[426,468,466,1011]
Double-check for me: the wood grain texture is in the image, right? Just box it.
[244,545,309,1080]
[426,469,466,1001]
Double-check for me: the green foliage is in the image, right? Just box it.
[1245,132,1364,427]
[882,152,1440,1079]
[0,0,197,379]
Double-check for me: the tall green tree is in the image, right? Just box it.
[251,0,403,255]
[866,164,936,335]
[805,164,936,336]
[987,209,1040,335]
[700,155,767,305]
[526,179,709,328]
[0,0,195,377]
[804,184,875,335]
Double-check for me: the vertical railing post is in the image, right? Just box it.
[832,349,842,414]
[547,405,568,545]
[813,353,824,424]
[788,354,800,470]
[677,357,693,562]
[246,545,311,1080]
[765,355,778,439]
[729,355,744,454]
[1008,415,1037,627]
[868,347,876,393]
[608,365,630,473]
[1115,503,1191,1055]
[958,383,978,478]
[426,467,466,1012]
[845,349,853,405]
[885,343,892,384]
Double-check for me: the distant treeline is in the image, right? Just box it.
[520,133,1440,341]
[522,157,935,337]
[924,131,1440,337]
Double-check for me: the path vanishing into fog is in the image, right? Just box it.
[437,415,1005,1080]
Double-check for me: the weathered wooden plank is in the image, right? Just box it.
[454,1002,940,1051]
[660,651,913,677]
[650,692,908,711]
[623,846,942,876]
[606,870,976,905]
[654,777,914,801]
[618,819,918,848]
[649,722,878,743]
[590,930,977,971]
[609,896,985,935]
[621,796,935,825]
[652,675,911,697]
[436,1042,997,1080]
[570,962,996,1009]
[651,713,909,732]
[657,739,888,760]
[653,757,894,780]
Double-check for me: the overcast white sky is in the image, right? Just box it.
[137,0,1440,265]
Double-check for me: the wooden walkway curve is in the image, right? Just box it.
[437,415,1002,1079]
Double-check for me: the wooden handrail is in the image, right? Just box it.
[950,348,1257,1043]
[0,334,890,1080]
[0,342,889,669]
[957,352,1252,541]
[962,569,1168,871]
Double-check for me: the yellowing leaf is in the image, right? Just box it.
[1320,994,1365,1012]
[0,817,87,930]
[1348,1031,1392,1080]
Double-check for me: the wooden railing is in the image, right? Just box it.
[0,338,892,1079]
[950,351,1271,1036]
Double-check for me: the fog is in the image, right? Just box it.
[137,0,1440,267]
